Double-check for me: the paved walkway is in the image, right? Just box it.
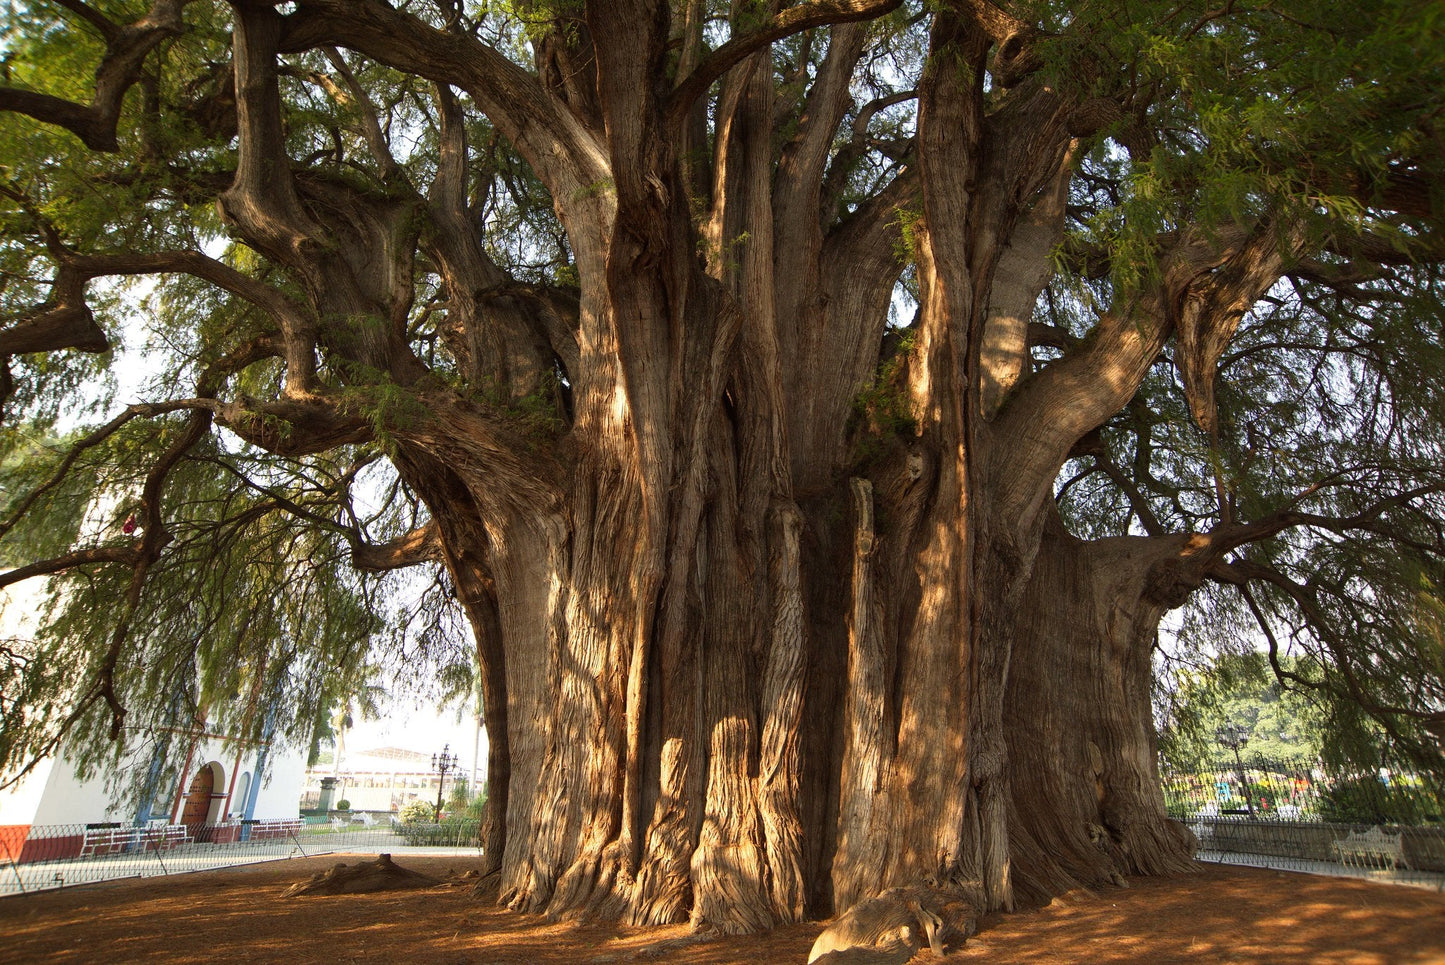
[1198,849,1445,891]
[0,828,482,896]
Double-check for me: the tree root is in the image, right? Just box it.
[281,853,441,897]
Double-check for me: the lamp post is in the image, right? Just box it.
[1215,723,1256,819]
[431,744,458,823]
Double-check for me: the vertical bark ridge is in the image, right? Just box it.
[495,509,571,913]
[757,503,808,921]
[690,489,773,934]
[831,477,892,909]
[905,15,992,887]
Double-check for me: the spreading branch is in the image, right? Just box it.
[282,0,611,202]
[666,0,903,125]
[1222,559,1445,731]
[0,0,193,151]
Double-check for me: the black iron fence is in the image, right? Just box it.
[1161,756,1445,825]
[1161,756,1445,889]
[0,815,482,896]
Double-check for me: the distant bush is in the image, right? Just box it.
[1317,776,1440,825]
[335,799,351,811]
[398,799,437,824]
[396,817,481,847]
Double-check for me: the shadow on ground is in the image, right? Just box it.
[1,855,1441,964]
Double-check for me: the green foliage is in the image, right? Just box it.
[847,338,917,463]
[1049,0,1445,296]
[890,206,924,266]
[395,816,482,846]
[0,418,447,805]
[335,798,351,811]
[397,799,436,825]
[0,428,100,566]
[394,781,485,845]
[1317,774,1445,825]
[447,775,470,809]
[1156,651,1330,770]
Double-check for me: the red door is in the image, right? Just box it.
[180,767,214,836]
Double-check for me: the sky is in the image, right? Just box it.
[344,698,489,784]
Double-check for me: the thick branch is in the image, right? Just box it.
[350,521,442,571]
[283,0,610,203]
[994,221,1299,527]
[17,247,314,394]
[220,0,321,263]
[216,395,372,456]
[424,84,574,393]
[0,0,191,151]
[666,0,902,125]
[776,22,868,228]
[943,0,1048,86]
[320,47,405,183]
[0,546,144,590]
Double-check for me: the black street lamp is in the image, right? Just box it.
[431,744,458,823]
[1215,722,1256,819]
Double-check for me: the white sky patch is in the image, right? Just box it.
[345,698,488,785]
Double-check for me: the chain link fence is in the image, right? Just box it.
[0,815,482,896]
[8,761,1445,896]
[1162,757,1445,889]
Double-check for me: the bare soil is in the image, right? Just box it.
[1,855,1442,964]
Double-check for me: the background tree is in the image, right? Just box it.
[1155,651,1330,769]
[306,658,389,769]
[1,0,1443,933]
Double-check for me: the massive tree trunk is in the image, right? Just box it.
[12,0,1442,940]
[1005,515,1200,907]
[193,0,1230,933]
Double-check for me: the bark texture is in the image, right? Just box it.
[14,0,1337,936]
[215,1,1212,927]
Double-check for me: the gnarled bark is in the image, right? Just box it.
[1005,515,1198,906]
[5,0,1341,939]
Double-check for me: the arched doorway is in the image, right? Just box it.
[180,762,225,839]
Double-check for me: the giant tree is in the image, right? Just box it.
[2,0,1444,932]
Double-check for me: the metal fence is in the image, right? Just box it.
[1161,757,1445,824]
[1162,757,1445,889]
[0,815,482,896]
[9,762,1445,898]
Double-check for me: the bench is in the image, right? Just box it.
[244,818,303,840]
[137,824,191,850]
[79,825,131,857]
[80,823,192,856]
[1333,826,1408,869]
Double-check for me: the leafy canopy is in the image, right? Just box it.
[0,0,1442,789]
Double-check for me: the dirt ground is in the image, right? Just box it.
[1,855,1443,964]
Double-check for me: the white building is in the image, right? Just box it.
[0,578,308,861]
[300,746,475,815]
[0,727,308,859]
